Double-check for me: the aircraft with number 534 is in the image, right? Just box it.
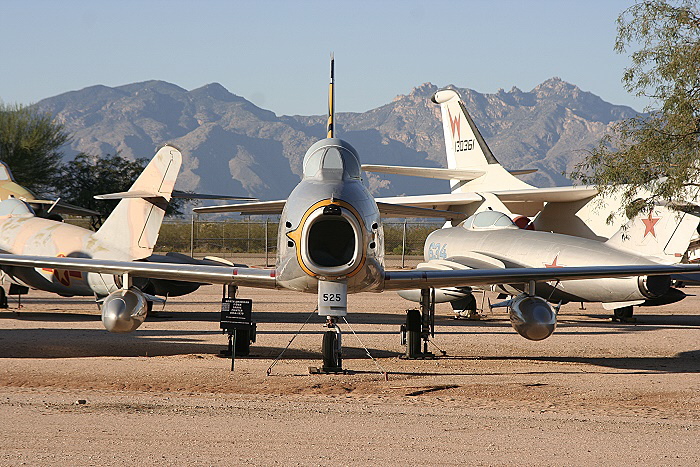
[1,59,700,369]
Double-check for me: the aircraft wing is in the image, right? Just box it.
[377,187,597,209]
[1,254,699,294]
[381,263,700,291]
[0,254,277,289]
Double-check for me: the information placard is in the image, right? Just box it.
[220,298,253,330]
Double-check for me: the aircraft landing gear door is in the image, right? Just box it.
[315,281,347,373]
[220,285,256,371]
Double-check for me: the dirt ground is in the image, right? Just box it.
[1,281,699,466]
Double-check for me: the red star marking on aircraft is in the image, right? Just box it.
[545,255,564,268]
[641,211,660,238]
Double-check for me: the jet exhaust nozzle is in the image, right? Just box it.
[101,287,148,333]
[509,294,557,341]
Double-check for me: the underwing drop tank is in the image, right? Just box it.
[101,287,148,333]
[508,294,557,341]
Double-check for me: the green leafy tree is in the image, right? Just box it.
[0,103,68,195]
[58,152,185,218]
[571,0,700,219]
[58,153,147,217]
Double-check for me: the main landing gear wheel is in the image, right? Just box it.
[401,288,438,359]
[612,305,635,323]
[404,309,422,358]
[451,293,480,320]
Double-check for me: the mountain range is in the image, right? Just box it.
[35,78,638,205]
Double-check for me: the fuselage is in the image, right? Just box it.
[275,138,385,294]
[425,218,670,303]
[0,199,131,296]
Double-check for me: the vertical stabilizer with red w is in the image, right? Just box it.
[431,89,534,193]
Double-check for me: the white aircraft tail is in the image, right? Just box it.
[432,88,534,193]
[93,145,182,260]
[604,205,700,263]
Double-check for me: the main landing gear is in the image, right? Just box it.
[451,290,481,320]
[612,305,636,323]
[401,288,443,359]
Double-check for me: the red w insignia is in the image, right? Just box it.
[448,108,460,140]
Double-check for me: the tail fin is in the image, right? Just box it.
[605,205,700,263]
[327,53,335,138]
[432,89,534,192]
[93,145,182,260]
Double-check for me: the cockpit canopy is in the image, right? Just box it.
[462,211,517,230]
[302,138,361,181]
[0,198,35,218]
[0,162,14,181]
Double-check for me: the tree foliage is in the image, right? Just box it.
[58,153,149,217]
[0,103,68,196]
[58,153,185,218]
[571,0,700,218]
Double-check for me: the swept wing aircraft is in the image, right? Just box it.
[1,61,700,367]
[399,207,699,326]
[0,145,251,324]
[364,88,630,240]
[366,88,700,320]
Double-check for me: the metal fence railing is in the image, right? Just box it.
[154,218,442,267]
[64,217,443,268]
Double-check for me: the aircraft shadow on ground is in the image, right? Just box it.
[412,351,700,375]
[0,327,398,360]
[1,326,698,374]
[0,328,224,359]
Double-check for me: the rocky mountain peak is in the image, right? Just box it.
[33,78,640,205]
[189,82,240,102]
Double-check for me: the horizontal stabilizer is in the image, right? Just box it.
[362,164,537,180]
[94,190,164,200]
[171,190,256,201]
[96,190,257,201]
[508,169,538,176]
[376,202,466,220]
[361,164,485,181]
[194,199,465,220]
[29,199,100,217]
[377,192,482,208]
[194,200,286,215]
[493,186,599,203]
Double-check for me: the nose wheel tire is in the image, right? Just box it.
[321,330,343,372]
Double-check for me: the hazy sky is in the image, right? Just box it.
[1,0,645,116]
